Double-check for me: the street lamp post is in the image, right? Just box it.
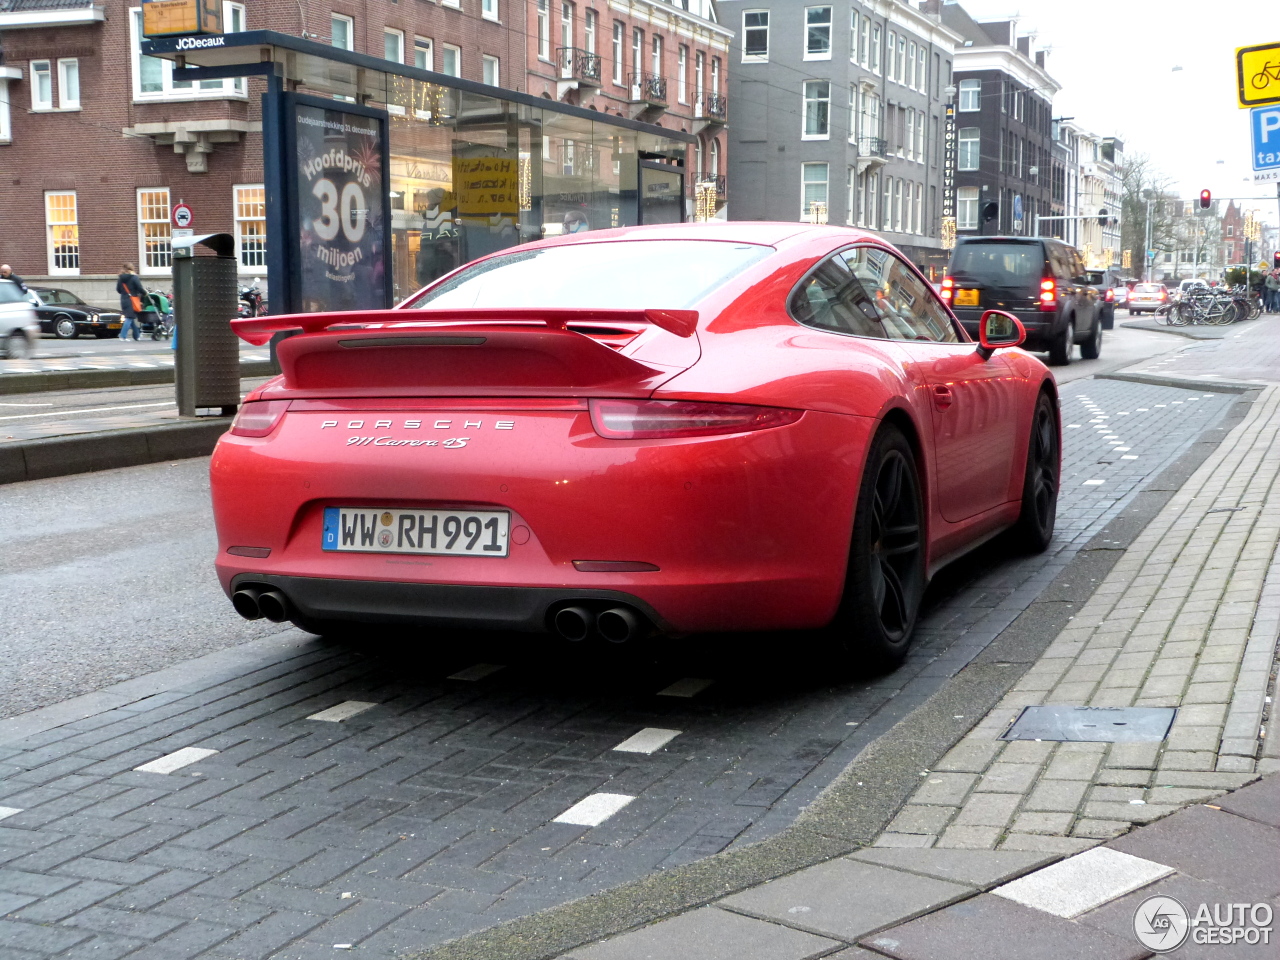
[1142,189,1155,283]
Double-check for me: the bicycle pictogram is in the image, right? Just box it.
[1252,61,1280,90]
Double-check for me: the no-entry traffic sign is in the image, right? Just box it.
[172,201,194,229]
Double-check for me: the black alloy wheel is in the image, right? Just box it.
[53,314,78,339]
[1048,316,1073,366]
[1080,319,1103,360]
[829,424,925,671]
[1011,391,1059,553]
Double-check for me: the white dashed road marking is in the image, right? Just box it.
[308,701,378,722]
[657,677,714,698]
[0,807,21,821]
[554,793,636,826]
[613,728,681,754]
[993,847,1174,919]
[1083,479,1105,486]
[135,747,218,774]
[447,663,506,681]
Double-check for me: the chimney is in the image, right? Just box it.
[918,0,941,16]
[1035,50,1045,68]
[1017,36,1030,57]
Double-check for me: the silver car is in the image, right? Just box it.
[0,279,40,358]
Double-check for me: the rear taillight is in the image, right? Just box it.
[229,400,290,438]
[940,276,954,301]
[589,399,802,440]
[1105,289,1114,302]
[1039,277,1057,312]
[1157,289,1167,300]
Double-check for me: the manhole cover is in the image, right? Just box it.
[1002,706,1177,742]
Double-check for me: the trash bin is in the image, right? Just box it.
[173,233,240,417]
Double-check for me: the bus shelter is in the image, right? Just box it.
[141,30,693,313]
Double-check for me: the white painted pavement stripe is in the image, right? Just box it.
[613,727,681,754]
[553,792,635,826]
[134,747,218,775]
[307,701,377,722]
[0,401,171,422]
[447,663,505,682]
[0,807,21,821]
[656,677,713,698]
[992,847,1174,919]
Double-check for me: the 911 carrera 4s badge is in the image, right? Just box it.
[322,507,510,557]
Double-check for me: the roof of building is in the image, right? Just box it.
[0,0,95,11]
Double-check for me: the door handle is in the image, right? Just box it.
[933,385,954,411]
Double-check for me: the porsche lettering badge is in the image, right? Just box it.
[320,419,515,430]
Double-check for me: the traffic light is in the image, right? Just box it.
[1199,189,1211,210]
[1274,250,1280,269]
[1098,208,1109,227]
[982,201,998,223]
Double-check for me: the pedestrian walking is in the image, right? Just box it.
[116,263,145,341]
[1265,268,1280,313]
[0,264,27,292]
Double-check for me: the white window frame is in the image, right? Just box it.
[801,161,829,221]
[31,60,52,110]
[440,43,461,77]
[384,28,404,63]
[694,50,704,103]
[914,181,923,234]
[958,78,980,111]
[233,184,266,271]
[482,54,500,86]
[871,23,881,74]
[884,32,895,81]
[897,36,906,86]
[917,45,927,92]
[711,56,720,96]
[45,190,79,276]
[802,80,830,139]
[710,137,720,176]
[847,167,855,225]
[881,175,892,229]
[742,9,769,62]
[958,186,979,229]
[0,81,11,142]
[131,4,247,101]
[414,37,433,71]
[57,58,80,110]
[804,6,832,60]
[330,13,354,49]
[958,126,979,171]
[907,41,916,89]
[482,0,498,21]
[905,108,914,161]
[858,15,869,66]
[677,45,688,103]
[612,22,624,84]
[894,178,903,232]
[652,35,663,81]
[137,187,172,276]
[584,10,596,55]
[537,0,550,60]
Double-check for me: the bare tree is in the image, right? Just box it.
[1121,154,1181,274]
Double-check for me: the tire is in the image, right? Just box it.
[1047,316,1073,366]
[1079,319,1102,360]
[3,331,31,360]
[1101,305,1115,330]
[1010,391,1059,553]
[53,314,78,339]
[826,424,925,671]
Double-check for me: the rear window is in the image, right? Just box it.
[406,240,771,311]
[1135,284,1163,293]
[948,242,1043,288]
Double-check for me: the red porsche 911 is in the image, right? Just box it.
[212,222,1060,668]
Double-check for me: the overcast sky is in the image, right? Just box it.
[953,0,1279,228]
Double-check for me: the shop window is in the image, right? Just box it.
[45,191,79,275]
[137,188,172,274]
[234,185,266,269]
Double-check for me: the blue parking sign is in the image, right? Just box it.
[1252,105,1280,171]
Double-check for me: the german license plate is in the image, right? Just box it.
[323,507,509,557]
[955,289,980,307]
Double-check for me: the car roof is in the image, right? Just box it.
[527,221,885,251]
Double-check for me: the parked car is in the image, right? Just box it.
[1127,283,1168,314]
[0,279,40,359]
[212,222,1061,670]
[942,236,1101,365]
[1084,270,1121,329]
[1177,279,1209,299]
[28,287,123,339]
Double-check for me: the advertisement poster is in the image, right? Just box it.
[452,157,519,220]
[293,100,391,312]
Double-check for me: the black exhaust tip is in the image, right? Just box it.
[597,606,642,644]
[231,587,263,620]
[553,605,593,642]
[256,590,290,623]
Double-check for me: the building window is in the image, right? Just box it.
[131,6,247,100]
[958,78,979,111]
[958,127,979,171]
[802,162,828,220]
[612,22,624,83]
[482,0,498,21]
[858,15,869,66]
[440,44,461,77]
[695,141,703,178]
[482,55,499,86]
[958,186,978,229]
[233,185,266,269]
[560,2,573,64]
[330,14,353,50]
[137,188,172,274]
[907,41,916,88]
[57,59,80,109]
[897,36,906,86]
[537,0,550,60]
[917,45,927,92]
[584,10,596,55]
[884,32,895,81]
[652,35,662,80]
[45,191,79,275]
[712,56,720,95]
[882,176,892,229]
[677,45,688,103]
[803,80,830,138]
[916,111,925,162]
[414,37,433,70]
[694,50,704,102]
[805,6,831,59]
[905,109,914,161]
[870,24,881,73]
[0,81,11,141]
[384,29,404,63]
[30,61,53,110]
[742,10,768,60]
[914,182,923,234]
[710,137,720,176]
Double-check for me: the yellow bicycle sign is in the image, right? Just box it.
[1238,42,1280,108]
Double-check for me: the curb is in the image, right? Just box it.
[1118,319,1226,340]
[1096,371,1263,394]
[403,390,1261,960]
[0,418,231,485]
[0,359,276,396]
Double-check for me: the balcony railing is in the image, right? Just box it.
[689,174,726,197]
[697,93,727,121]
[858,136,888,158]
[556,47,601,85]
[628,73,668,105]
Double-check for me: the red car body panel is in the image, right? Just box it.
[210,223,1056,636]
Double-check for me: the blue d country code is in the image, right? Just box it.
[323,507,509,556]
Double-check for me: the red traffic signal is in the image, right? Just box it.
[1199,189,1212,209]
[1274,251,1280,268]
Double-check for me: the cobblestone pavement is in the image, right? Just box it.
[1120,315,1280,388]
[0,380,1242,959]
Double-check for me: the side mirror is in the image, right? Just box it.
[977,309,1025,360]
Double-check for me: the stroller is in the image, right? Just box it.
[138,291,174,340]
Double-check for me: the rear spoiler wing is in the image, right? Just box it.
[231,307,700,346]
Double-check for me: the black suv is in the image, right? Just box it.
[942,237,1101,365]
